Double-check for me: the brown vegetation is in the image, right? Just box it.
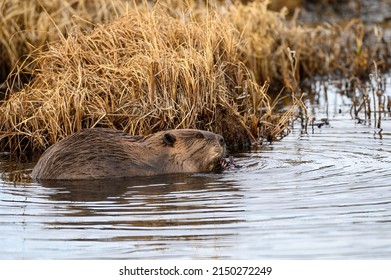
[0,0,389,155]
[0,0,132,85]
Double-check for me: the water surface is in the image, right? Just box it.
[1,77,391,259]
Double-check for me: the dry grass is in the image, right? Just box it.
[226,1,389,86]
[0,0,130,83]
[1,4,298,153]
[0,0,388,155]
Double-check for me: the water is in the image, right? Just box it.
[1,77,391,259]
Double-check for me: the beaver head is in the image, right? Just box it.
[148,129,226,173]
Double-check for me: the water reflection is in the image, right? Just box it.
[40,174,244,222]
[1,174,244,259]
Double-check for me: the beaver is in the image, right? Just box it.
[31,128,226,180]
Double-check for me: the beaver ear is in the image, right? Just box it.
[196,132,205,139]
[163,133,176,147]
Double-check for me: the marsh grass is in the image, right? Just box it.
[1,4,299,153]
[349,62,388,132]
[0,0,130,83]
[0,0,389,155]
[227,1,389,85]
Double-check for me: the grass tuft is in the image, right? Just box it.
[0,1,388,155]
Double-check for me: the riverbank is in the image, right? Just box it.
[0,0,389,155]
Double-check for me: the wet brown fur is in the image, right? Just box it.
[31,128,226,180]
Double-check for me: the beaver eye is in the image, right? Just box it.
[196,133,204,139]
[219,137,225,145]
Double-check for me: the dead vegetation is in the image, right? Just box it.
[0,0,133,86]
[0,4,284,153]
[228,1,389,86]
[0,0,389,155]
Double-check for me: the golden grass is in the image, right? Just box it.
[0,0,130,83]
[0,0,388,155]
[1,4,297,153]
[226,1,388,86]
